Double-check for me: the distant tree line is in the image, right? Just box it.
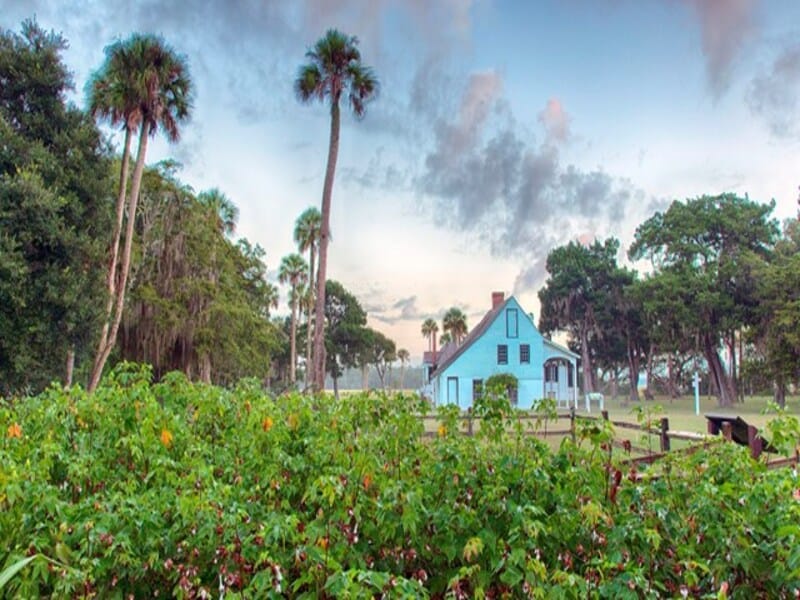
[538,194,800,407]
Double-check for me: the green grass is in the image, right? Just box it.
[599,393,800,433]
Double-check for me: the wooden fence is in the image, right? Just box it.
[418,408,800,470]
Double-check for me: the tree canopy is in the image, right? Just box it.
[0,21,111,393]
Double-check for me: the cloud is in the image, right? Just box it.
[680,0,759,98]
[747,41,800,139]
[419,83,653,294]
[538,98,571,143]
[370,295,429,324]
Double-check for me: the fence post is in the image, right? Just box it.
[721,421,733,442]
[747,424,762,459]
[570,406,576,444]
[660,417,670,452]
[467,408,473,436]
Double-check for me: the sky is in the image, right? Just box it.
[5,0,800,364]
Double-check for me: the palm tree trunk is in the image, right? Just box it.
[290,290,298,384]
[312,100,341,392]
[89,121,150,392]
[305,246,315,387]
[91,126,133,388]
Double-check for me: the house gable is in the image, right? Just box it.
[434,296,546,394]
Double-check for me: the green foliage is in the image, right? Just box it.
[0,20,112,393]
[120,164,281,384]
[630,194,780,406]
[538,238,624,392]
[2,369,800,596]
[324,280,372,385]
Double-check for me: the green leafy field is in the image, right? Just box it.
[2,364,800,598]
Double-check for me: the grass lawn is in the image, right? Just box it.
[599,393,800,433]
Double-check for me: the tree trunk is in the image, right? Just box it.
[376,365,386,390]
[65,347,75,388]
[644,344,655,400]
[400,364,406,389]
[627,339,640,403]
[727,332,739,403]
[90,126,133,390]
[200,353,211,384]
[666,354,678,400]
[333,374,339,400]
[305,246,315,388]
[738,332,745,402]
[89,121,150,392]
[774,375,786,409]
[312,100,341,393]
[580,328,594,394]
[361,364,369,390]
[290,290,297,384]
[703,334,735,407]
[611,368,618,401]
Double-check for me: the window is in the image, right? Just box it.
[519,344,530,364]
[497,344,508,365]
[506,309,518,338]
[545,363,559,382]
[472,379,483,401]
[568,363,574,387]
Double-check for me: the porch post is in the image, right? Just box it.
[572,358,578,409]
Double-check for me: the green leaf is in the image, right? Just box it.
[0,555,37,590]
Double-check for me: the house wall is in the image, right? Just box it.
[435,298,546,409]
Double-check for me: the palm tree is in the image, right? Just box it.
[421,318,439,356]
[87,33,192,392]
[397,348,410,388]
[439,332,452,346]
[443,307,468,345]
[279,253,308,385]
[293,207,322,387]
[296,29,378,392]
[198,188,238,237]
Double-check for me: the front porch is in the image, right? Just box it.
[542,338,579,409]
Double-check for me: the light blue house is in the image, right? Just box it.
[422,292,579,409]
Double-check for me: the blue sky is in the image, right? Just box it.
[6,0,800,363]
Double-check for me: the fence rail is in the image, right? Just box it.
[417,409,800,470]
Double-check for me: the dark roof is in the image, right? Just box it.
[431,296,510,377]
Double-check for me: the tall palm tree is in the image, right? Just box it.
[87,33,192,392]
[296,29,378,392]
[293,207,322,387]
[279,253,308,385]
[421,318,439,356]
[397,348,410,388]
[443,307,468,345]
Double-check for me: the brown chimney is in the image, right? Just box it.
[491,291,505,309]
